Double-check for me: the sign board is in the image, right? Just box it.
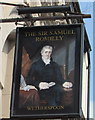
[11,24,84,118]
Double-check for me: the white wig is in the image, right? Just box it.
[41,45,53,54]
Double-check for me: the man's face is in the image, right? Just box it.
[41,48,52,59]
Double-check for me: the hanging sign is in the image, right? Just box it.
[11,24,84,119]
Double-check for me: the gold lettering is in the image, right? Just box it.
[25,29,75,37]
[27,106,31,110]
[72,30,76,34]
[35,35,64,42]
[25,32,36,37]
[26,105,64,110]
[54,31,58,35]
[49,31,53,35]
[57,30,63,34]
[35,37,41,41]
[38,31,48,36]
[59,36,64,40]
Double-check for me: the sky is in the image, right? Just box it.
[79,1,94,118]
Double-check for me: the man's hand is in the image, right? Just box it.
[39,82,49,90]
[63,82,73,88]
[48,82,56,87]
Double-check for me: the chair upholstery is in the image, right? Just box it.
[19,89,40,108]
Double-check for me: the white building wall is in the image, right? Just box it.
[0,3,16,86]
[82,52,89,118]
[0,1,19,118]
[2,46,15,118]
[0,4,3,119]
[0,89,2,118]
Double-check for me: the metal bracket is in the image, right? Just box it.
[0,5,91,24]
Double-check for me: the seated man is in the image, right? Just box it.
[26,45,73,106]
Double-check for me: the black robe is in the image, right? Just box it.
[26,58,65,106]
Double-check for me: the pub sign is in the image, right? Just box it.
[11,24,84,118]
